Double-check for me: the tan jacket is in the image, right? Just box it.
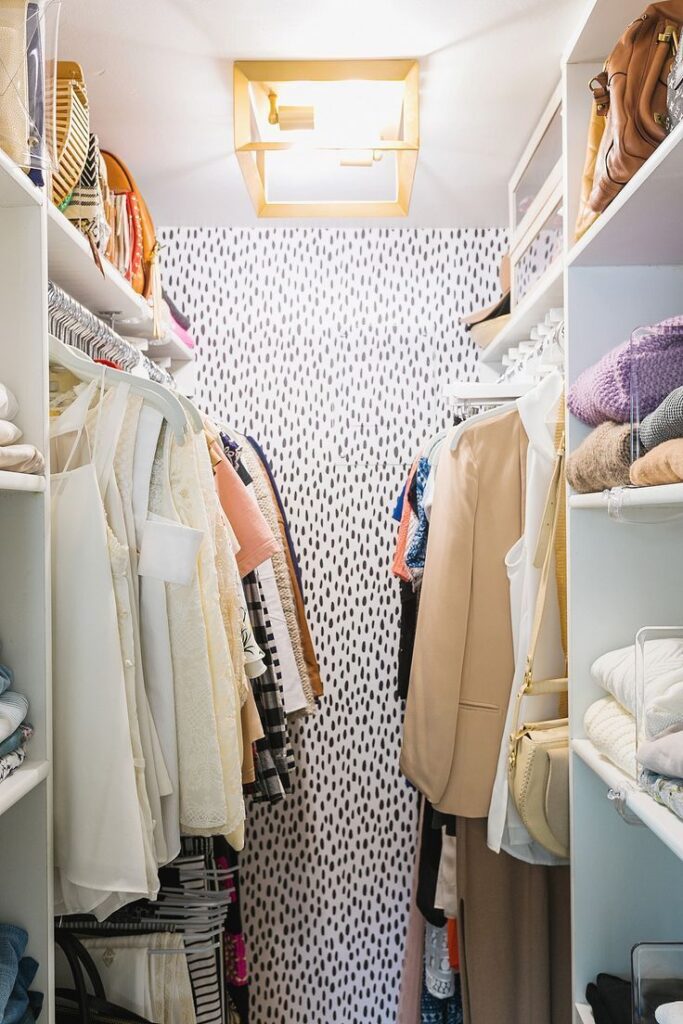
[400,408,528,817]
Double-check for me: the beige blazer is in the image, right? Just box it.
[400,408,528,817]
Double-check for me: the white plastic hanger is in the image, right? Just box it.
[49,335,188,444]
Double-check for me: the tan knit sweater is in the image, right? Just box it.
[566,422,632,493]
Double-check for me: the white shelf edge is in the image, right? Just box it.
[573,739,683,863]
[480,260,564,366]
[570,483,683,510]
[47,203,154,328]
[0,472,46,494]
[575,1003,595,1024]
[445,380,535,401]
[146,333,195,364]
[0,760,49,819]
[567,121,683,269]
[0,147,44,210]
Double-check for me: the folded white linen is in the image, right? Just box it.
[638,727,683,779]
[0,445,44,474]
[584,696,637,778]
[591,638,683,738]
[0,691,29,743]
[0,420,22,445]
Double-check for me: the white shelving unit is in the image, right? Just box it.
[563,0,683,1013]
[47,204,153,329]
[479,259,565,368]
[575,1003,595,1024]
[0,155,53,1023]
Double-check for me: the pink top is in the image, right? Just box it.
[212,443,281,576]
[392,462,417,584]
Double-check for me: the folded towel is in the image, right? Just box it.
[568,317,683,426]
[584,696,637,778]
[0,385,19,423]
[0,693,29,743]
[631,438,683,486]
[0,445,44,474]
[0,723,32,760]
[0,421,22,446]
[566,422,632,493]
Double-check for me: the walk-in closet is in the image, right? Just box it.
[0,1,683,1022]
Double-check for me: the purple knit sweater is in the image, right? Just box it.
[568,316,683,426]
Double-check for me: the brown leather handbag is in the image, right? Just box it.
[580,2,683,229]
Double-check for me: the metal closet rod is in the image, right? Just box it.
[47,282,175,388]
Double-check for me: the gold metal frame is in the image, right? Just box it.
[233,59,419,218]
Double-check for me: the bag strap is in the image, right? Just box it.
[55,932,106,1002]
[509,430,567,766]
[526,427,567,693]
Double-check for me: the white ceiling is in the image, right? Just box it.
[58,0,585,228]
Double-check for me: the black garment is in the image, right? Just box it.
[397,580,418,700]
[586,974,632,1024]
[416,799,446,928]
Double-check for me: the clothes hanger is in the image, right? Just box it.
[49,335,188,445]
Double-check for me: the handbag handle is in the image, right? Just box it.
[509,430,567,764]
[54,932,91,1024]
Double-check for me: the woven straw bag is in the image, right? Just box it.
[52,61,89,208]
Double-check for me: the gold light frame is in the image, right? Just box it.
[233,59,420,218]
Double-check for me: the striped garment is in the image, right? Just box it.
[242,571,295,803]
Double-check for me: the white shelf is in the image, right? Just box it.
[446,380,535,401]
[570,483,683,510]
[0,760,49,820]
[47,204,153,329]
[573,739,683,863]
[564,0,645,64]
[575,1003,595,1024]
[480,260,564,366]
[0,147,43,210]
[0,472,46,494]
[567,123,683,268]
[146,331,195,364]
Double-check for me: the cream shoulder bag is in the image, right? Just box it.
[508,433,569,860]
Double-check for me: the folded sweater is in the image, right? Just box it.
[640,386,683,451]
[566,422,632,493]
[568,317,683,426]
[630,438,683,486]
[584,696,637,778]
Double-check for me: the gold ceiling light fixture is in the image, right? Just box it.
[233,59,419,218]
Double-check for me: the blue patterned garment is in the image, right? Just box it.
[421,969,463,1024]
[406,457,432,571]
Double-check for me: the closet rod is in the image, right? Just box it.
[48,282,174,387]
